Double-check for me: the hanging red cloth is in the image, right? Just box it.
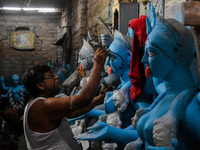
[128,15,147,101]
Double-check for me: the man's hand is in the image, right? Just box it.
[100,84,113,96]
[94,48,110,67]
[92,84,112,107]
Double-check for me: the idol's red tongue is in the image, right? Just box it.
[79,65,82,71]
[109,67,112,75]
[145,66,150,78]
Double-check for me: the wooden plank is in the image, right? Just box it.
[182,1,200,78]
[182,1,200,26]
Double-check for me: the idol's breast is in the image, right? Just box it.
[136,98,171,145]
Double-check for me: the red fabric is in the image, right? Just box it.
[128,15,147,101]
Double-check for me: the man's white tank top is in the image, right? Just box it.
[23,97,82,150]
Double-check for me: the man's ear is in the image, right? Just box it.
[36,82,45,90]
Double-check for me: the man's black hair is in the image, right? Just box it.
[22,65,51,98]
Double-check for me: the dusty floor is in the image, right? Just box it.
[18,134,27,150]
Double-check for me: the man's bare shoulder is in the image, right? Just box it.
[28,98,55,132]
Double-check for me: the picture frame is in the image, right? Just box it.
[10,31,36,50]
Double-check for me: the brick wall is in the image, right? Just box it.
[69,0,87,70]
[0,12,62,83]
[67,0,114,70]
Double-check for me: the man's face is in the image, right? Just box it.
[42,71,62,95]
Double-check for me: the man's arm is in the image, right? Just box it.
[67,92,105,118]
[44,48,110,120]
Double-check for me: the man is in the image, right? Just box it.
[22,48,110,150]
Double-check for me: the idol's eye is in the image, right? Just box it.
[110,57,116,61]
[79,56,86,60]
[147,51,154,57]
[109,53,117,61]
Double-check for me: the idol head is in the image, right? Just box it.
[12,74,20,86]
[106,30,132,76]
[142,17,195,79]
[113,89,129,113]
[78,38,102,71]
[146,3,156,36]
[106,112,122,128]
[78,39,95,70]
[153,117,176,148]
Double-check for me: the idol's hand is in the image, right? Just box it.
[146,146,170,150]
[124,138,143,150]
[1,94,7,98]
[68,114,86,125]
[100,34,112,49]
[75,121,110,141]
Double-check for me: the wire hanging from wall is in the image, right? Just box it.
[20,0,32,8]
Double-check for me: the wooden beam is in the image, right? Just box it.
[182,1,200,26]
[182,1,200,80]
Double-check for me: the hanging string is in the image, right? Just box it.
[20,0,32,8]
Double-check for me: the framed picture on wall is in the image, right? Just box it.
[10,31,36,50]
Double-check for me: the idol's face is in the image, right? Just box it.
[12,75,20,85]
[106,42,130,76]
[142,40,175,79]
[106,52,124,76]
[78,53,93,70]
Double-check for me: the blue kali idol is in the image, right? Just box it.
[136,16,200,150]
